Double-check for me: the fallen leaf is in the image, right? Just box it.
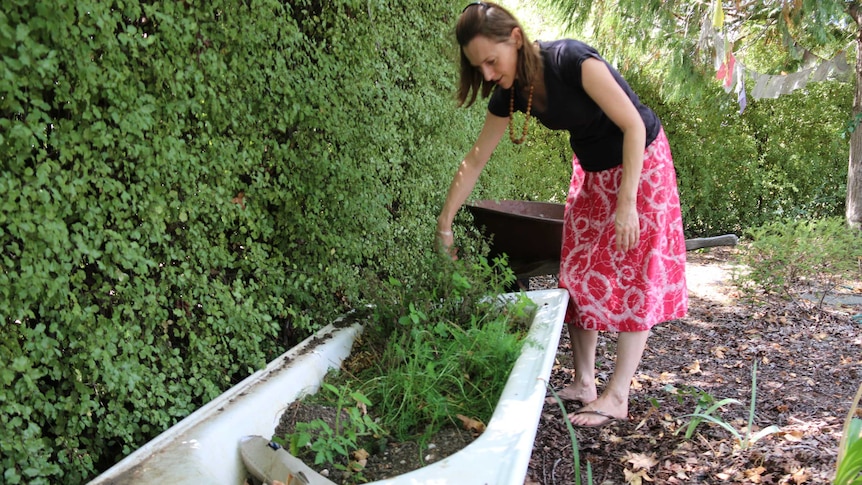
[352,448,369,468]
[624,467,654,484]
[625,451,659,470]
[783,429,804,442]
[658,371,676,383]
[624,468,643,485]
[745,466,766,483]
[231,191,246,210]
[790,468,810,483]
[683,360,702,374]
[455,414,486,436]
[353,448,369,461]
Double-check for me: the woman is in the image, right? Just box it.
[436,2,688,428]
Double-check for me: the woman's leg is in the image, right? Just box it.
[557,323,599,404]
[568,330,649,426]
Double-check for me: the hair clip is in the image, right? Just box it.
[462,2,487,13]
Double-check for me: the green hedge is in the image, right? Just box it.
[0,1,479,482]
[627,71,852,237]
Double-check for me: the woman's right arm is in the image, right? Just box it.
[436,111,509,253]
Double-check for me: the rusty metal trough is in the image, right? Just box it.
[466,199,738,279]
[466,200,565,262]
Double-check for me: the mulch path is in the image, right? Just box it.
[526,247,862,485]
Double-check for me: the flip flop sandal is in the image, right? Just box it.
[568,409,624,428]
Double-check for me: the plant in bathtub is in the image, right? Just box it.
[275,256,536,483]
[283,383,385,481]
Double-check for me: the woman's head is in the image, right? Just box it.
[456,2,542,107]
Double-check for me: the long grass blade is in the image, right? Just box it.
[746,360,760,448]
[748,425,781,444]
[837,382,862,474]
[547,385,589,485]
[678,413,743,440]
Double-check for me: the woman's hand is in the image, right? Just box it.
[581,58,645,253]
[614,202,640,252]
[436,112,507,262]
[436,229,458,260]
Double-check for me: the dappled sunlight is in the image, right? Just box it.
[686,261,743,305]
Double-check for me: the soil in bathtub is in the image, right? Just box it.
[273,399,478,483]
[268,257,536,484]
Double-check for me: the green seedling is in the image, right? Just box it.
[676,360,780,449]
[286,383,384,479]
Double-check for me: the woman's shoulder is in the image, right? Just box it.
[540,40,604,79]
[540,39,601,62]
[540,39,604,81]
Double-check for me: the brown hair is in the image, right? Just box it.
[455,2,543,107]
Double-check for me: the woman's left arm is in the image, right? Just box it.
[580,57,646,252]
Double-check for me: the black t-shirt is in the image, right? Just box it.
[488,39,661,172]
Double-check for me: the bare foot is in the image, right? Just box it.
[554,382,597,404]
[568,395,627,427]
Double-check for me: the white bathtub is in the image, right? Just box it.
[89,289,568,485]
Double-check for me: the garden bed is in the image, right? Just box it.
[90,289,568,485]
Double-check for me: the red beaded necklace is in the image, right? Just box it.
[508,84,534,145]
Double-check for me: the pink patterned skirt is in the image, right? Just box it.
[558,128,688,332]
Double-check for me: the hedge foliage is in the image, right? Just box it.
[0,0,483,482]
[626,70,852,236]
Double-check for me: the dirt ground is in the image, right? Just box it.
[274,247,862,484]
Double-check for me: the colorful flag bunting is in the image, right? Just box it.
[735,64,747,113]
[704,16,852,105]
[712,0,724,29]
